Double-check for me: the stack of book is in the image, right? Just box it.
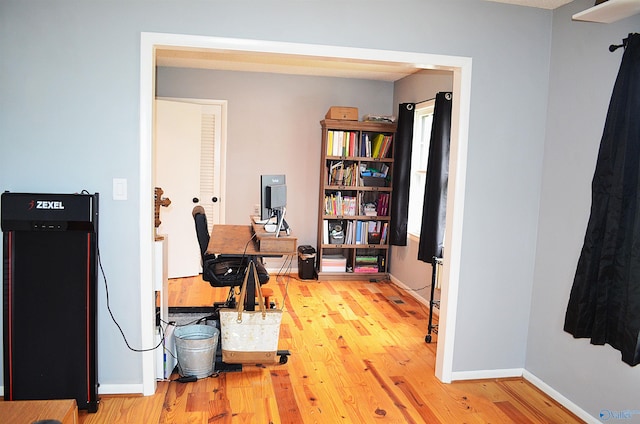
[328,161,359,186]
[354,255,379,273]
[361,134,393,158]
[320,254,347,272]
[324,192,357,216]
[376,193,390,216]
[354,221,388,245]
[327,131,358,157]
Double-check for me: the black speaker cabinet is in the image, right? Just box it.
[1,192,99,412]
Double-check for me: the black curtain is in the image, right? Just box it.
[564,33,640,366]
[418,92,452,262]
[389,103,415,246]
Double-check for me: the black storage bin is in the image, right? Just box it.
[297,245,316,280]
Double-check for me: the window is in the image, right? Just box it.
[407,100,435,238]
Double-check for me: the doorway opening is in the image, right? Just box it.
[139,33,471,395]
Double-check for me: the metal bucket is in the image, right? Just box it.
[174,324,219,378]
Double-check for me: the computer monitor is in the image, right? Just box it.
[260,174,289,236]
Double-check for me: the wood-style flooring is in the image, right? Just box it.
[76,273,583,423]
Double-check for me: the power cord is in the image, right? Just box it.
[274,255,294,311]
[98,246,164,353]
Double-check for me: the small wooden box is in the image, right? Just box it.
[325,107,358,121]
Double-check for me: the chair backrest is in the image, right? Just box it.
[192,206,209,258]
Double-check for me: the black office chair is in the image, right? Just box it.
[192,206,269,311]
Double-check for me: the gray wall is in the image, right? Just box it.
[528,0,640,418]
[0,0,614,414]
[156,68,394,252]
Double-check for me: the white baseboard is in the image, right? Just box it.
[0,383,144,397]
[523,370,597,424]
[451,367,524,381]
[98,383,143,396]
[98,383,145,395]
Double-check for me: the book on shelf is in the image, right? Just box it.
[349,131,356,156]
[380,135,393,158]
[355,255,377,263]
[324,192,357,216]
[326,130,359,157]
[354,255,379,273]
[353,221,384,244]
[345,220,354,244]
[353,253,384,273]
[361,133,393,159]
[323,220,329,244]
[328,161,359,186]
[371,133,384,158]
[334,131,343,156]
[320,254,347,272]
[361,133,371,157]
[354,266,379,273]
[376,193,390,216]
[380,222,388,244]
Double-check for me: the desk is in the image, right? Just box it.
[206,224,297,310]
[206,224,297,257]
[207,224,261,256]
[251,221,297,254]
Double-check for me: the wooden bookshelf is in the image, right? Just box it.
[316,119,397,281]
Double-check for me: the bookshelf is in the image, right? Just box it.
[317,119,397,281]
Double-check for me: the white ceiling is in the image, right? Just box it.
[155,0,574,81]
[155,48,447,82]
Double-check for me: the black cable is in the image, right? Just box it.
[406,284,430,292]
[273,255,294,311]
[98,246,164,353]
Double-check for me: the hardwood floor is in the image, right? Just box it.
[78,274,584,423]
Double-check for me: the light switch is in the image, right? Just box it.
[113,178,127,201]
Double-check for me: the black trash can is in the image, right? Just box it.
[297,245,316,280]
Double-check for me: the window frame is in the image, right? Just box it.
[407,99,435,239]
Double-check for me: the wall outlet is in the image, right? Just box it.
[253,204,261,215]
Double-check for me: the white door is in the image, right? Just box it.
[155,99,224,278]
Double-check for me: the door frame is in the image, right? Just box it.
[139,32,471,395]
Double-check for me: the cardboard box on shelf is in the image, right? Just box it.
[325,106,358,121]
